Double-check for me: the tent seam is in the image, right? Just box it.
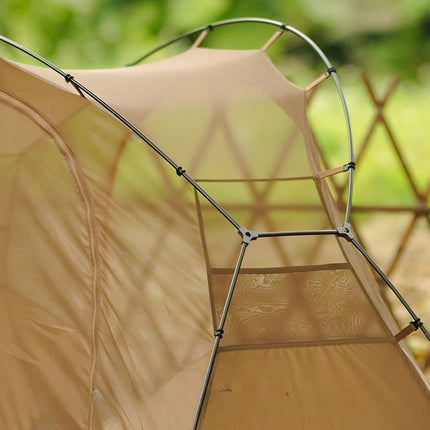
[217,337,395,352]
[0,90,101,430]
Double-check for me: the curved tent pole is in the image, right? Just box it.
[128,17,355,225]
[126,18,290,66]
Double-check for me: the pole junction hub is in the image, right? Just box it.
[238,226,259,244]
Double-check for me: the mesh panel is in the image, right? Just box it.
[210,266,387,346]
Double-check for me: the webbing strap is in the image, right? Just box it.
[315,165,345,179]
[261,28,283,50]
[315,162,355,179]
[306,67,337,92]
[192,28,210,48]
[306,73,327,92]
[395,319,423,342]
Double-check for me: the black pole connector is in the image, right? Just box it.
[214,329,224,338]
[176,166,186,176]
[64,73,86,98]
[412,318,423,330]
[327,67,336,75]
[344,161,356,171]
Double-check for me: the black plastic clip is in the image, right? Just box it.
[412,318,423,330]
[327,67,336,75]
[344,161,356,171]
[64,74,86,98]
[176,166,186,176]
[214,329,224,339]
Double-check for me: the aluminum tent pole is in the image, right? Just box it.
[192,228,257,429]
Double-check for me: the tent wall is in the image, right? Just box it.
[0,45,429,429]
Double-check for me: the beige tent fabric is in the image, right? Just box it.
[201,343,430,430]
[0,47,429,429]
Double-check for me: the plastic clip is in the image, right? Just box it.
[64,74,85,98]
[412,318,423,329]
[214,329,224,339]
[344,161,356,171]
[176,166,186,176]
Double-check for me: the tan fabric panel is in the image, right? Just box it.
[0,72,214,426]
[12,48,308,132]
[199,344,430,429]
[0,122,93,427]
[0,58,86,132]
[125,353,211,429]
[12,49,312,183]
[94,195,213,426]
[210,266,389,347]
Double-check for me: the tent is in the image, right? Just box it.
[0,18,429,429]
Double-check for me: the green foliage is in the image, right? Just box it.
[1,0,428,76]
